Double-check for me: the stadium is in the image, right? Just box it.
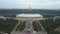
[16,14,43,21]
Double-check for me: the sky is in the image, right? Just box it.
[0,0,60,9]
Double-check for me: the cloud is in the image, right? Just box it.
[0,0,60,9]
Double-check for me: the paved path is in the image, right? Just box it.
[11,21,21,34]
[37,21,47,34]
[13,21,21,31]
[25,21,33,29]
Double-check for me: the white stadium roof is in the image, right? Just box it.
[16,14,43,17]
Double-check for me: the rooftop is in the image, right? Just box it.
[16,14,43,17]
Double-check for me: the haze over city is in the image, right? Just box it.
[0,0,60,9]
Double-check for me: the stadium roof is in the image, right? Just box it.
[16,14,43,17]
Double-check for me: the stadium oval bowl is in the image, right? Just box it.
[16,14,43,21]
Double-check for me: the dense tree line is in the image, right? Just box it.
[40,19,60,34]
[33,21,42,31]
[16,21,26,32]
[0,9,60,15]
[0,18,18,33]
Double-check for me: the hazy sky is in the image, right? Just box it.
[0,0,60,9]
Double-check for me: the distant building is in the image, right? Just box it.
[0,16,4,18]
[0,31,8,34]
[53,16,60,21]
[55,27,60,32]
[27,6,32,11]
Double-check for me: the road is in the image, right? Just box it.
[23,21,34,34]
[25,21,33,29]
